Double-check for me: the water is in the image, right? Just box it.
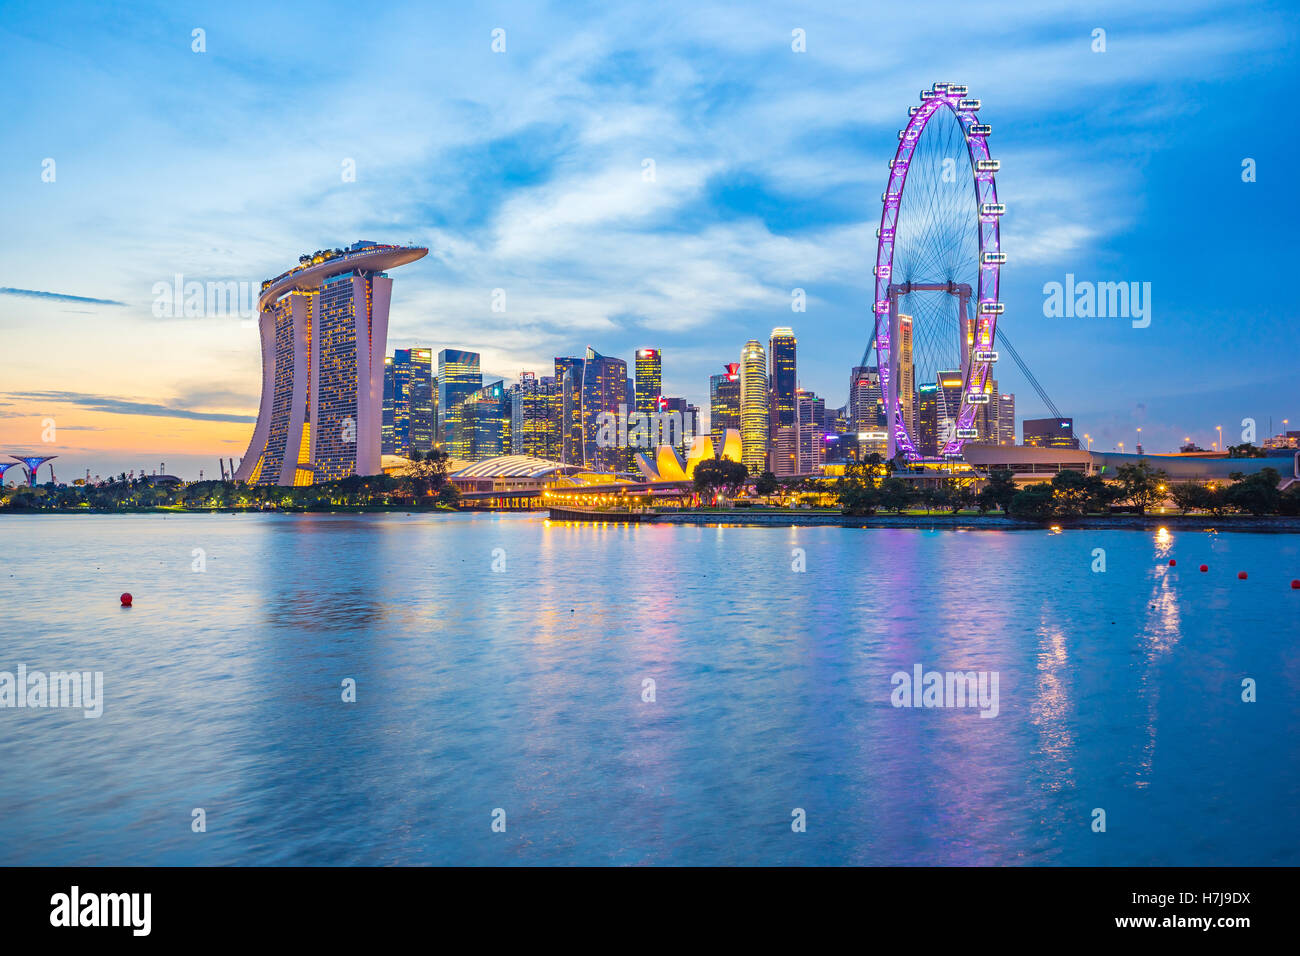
[1,513,1297,865]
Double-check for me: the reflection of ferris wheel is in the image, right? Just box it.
[872,83,1003,460]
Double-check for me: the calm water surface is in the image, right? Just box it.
[1,513,1297,865]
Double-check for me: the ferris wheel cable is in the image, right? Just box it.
[989,326,1063,420]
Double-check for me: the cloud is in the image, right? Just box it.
[3,391,256,424]
[0,288,127,306]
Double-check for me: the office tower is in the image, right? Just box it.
[438,349,482,450]
[236,241,427,485]
[407,347,435,452]
[709,363,741,451]
[555,356,585,465]
[382,356,398,455]
[917,383,938,457]
[660,396,698,454]
[511,372,562,459]
[634,348,662,415]
[936,370,964,451]
[997,392,1015,445]
[849,366,881,432]
[1023,417,1080,449]
[451,381,509,461]
[382,347,435,457]
[771,425,798,476]
[898,314,915,436]
[740,339,768,474]
[580,347,628,472]
[795,388,824,474]
[768,328,797,433]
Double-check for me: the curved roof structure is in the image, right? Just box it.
[258,242,428,310]
[451,456,583,479]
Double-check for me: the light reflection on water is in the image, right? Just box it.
[0,513,1297,865]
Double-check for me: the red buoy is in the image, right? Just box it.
[120,592,133,607]
[1168,559,1176,566]
[1291,580,1299,589]
[1238,571,1248,580]
[1199,564,1208,573]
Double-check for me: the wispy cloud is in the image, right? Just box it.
[3,391,256,424]
[0,288,127,306]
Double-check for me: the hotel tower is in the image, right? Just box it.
[235,241,427,485]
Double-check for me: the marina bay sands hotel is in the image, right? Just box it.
[235,241,427,485]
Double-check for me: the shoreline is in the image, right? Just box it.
[546,507,1300,532]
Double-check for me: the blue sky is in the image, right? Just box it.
[1,0,1297,478]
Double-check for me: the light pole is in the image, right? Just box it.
[1215,424,1222,451]
[1084,433,1092,451]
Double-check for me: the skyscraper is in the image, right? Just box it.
[795,388,824,474]
[580,347,628,472]
[848,366,881,432]
[453,381,510,461]
[634,348,662,415]
[936,370,964,452]
[555,356,585,465]
[997,392,1016,445]
[382,347,435,457]
[916,383,938,457]
[740,339,768,474]
[511,372,562,459]
[768,327,797,429]
[236,241,427,485]
[898,314,915,437]
[709,363,741,450]
[438,349,482,450]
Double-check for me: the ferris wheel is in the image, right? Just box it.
[872,83,1003,460]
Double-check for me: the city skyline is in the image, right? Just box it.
[2,0,1298,480]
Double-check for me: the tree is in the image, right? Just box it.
[403,448,452,500]
[754,471,780,500]
[1224,467,1281,515]
[980,469,1017,514]
[1226,443,1266,458]
[877,477,914,513]
[1050,469,1092,517]
[1114,461,1167,515]
[833,462,881,515]
[1008,483,1055,520]
[1167,481,1203,514]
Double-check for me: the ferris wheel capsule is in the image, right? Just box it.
[974,349,999,363]
[948,84,968,96]
[969,123,992,136]
[976,159,999,172]
[959,98,981,110]
[982,251,1007,264]
[979,203,1006,216]
[979,302,1005,315]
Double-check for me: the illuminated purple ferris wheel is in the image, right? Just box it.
[872,82,1003,460]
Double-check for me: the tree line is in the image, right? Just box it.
[1,449,458,512]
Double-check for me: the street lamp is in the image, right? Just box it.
[1084,433,1092,451]
[1215,424,1223,451]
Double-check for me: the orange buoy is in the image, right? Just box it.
[120,592,133,607]
[1199,564,1208,572]
[1238,571,1248,580]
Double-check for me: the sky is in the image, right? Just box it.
[1,0,1297,481]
